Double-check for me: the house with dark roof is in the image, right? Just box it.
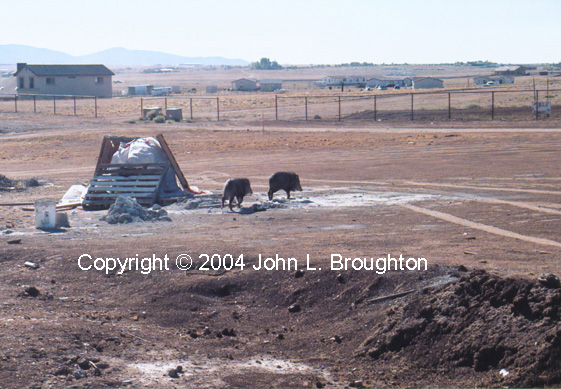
[259,79,283,92]
[412,77,444,89]
[232,78,258,91]
[14,63,114,98]
[494,66,527,76]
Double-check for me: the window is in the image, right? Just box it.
[18,77,24,89]
[46,77,55,85]
[29,77,34,89]
[95,77,104,85]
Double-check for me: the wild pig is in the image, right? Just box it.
[222,178,253,211]
[268,172,302,200]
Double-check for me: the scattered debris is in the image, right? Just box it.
[538,273,560,288]
[288,304,301,313]
[22,286,40,297]
[24,261,39,269]
[0,174,42,190]
[168,368,179,378]
[7,239,21,244]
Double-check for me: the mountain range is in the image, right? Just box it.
[0,45,249,66]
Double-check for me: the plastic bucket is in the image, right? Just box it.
[34,200,56,230]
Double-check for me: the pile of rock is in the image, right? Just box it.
[101,197,171,224]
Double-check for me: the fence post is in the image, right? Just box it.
[140,98,143,118]
[305,96,308,121]
[338,96,341,121]
[410,93,414,120]
[53,96,56,115]
[95,96,97,118]
[190,97,193,120]
[14,95,17,113]
[33,95,36,113]
[491,92,494,120]
[74,96,77,116]
[275,95,278,120]
[216,97,220,121]
[374,95,377,121]
[536,90,539,120]
[448,92,451,119]
[165,97,167,111]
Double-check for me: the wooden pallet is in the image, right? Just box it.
[82,163,169,209]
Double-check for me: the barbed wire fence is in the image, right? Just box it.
[0,94,99,117]
[140,88,561,123]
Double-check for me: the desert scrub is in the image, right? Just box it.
[145,110,158,120]
[465,104,481,109]
[154,115,166,123]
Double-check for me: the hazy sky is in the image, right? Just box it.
[2,0,560,64]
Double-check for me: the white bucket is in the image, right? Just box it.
[34,200,56,230]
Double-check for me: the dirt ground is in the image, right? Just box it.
[1,111,561,388]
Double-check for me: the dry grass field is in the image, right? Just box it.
[1,65,561,388]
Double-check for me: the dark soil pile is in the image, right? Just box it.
[0,174,41,189]
[360,270,561,388]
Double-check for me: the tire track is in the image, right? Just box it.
[401,203,561,248]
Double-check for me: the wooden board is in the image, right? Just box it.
[83,163,169,209]
[156,134,190,191]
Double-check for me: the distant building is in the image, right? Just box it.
[494,66,527,76]
[232,78,258,91]
[473,75,514,85]
[14,63,114,98]
[128,85,154,96]
[412,77,444,89]
[259,79,283,92]
[366,78,412,88]
[320,75,367,87]
[206,85,218,94]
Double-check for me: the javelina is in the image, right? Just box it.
[268,172,302,200]
[222,178,253,211]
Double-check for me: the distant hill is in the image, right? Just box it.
[0,45,249,66]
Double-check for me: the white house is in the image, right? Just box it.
[320,75,366,87]
[14,63,114,98]
[412,77,444,89]
[473,75,514,85]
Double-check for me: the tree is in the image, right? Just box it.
[251,58,283,70]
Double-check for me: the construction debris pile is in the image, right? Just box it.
[360,269,561,387]
[100,196,171,224]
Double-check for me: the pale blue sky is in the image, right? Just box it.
[2,0,560,64]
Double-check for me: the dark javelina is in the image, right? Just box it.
[268,172,302,200]
[222,178,253,211]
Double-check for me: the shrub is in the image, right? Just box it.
[145,110,158,120]
[314,114,321,120]
[153,115,166,123]
[465,104,481,110]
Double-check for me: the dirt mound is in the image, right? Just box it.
[100,196,172,224]
[360,270,561,387]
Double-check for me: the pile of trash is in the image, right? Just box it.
[360,269,561,387]
[101,197,171,224]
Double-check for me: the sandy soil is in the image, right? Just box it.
[1,111,561,388]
